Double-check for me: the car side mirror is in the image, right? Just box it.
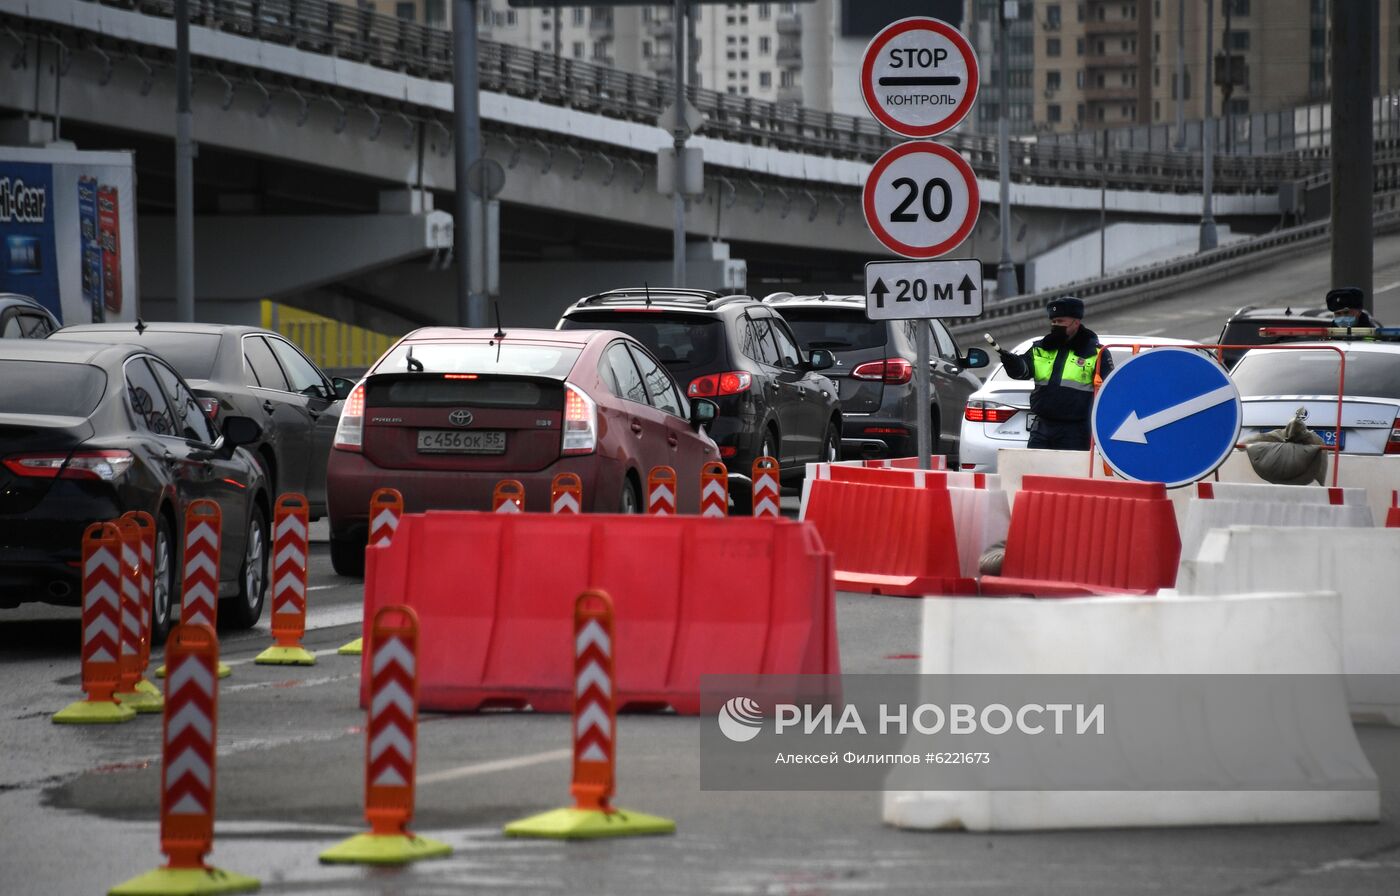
[690,398,718,429]
[958,347,990,370]
[221,415,262,450]
[331,377,356,401]
[806,348,835,371]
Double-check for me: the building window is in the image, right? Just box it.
[760,71,772,88]
[643,41,653,58]
[1047,38,1061,57]
[1046,70,1061,90]
[573,41,584,58]
[1153,67,1160,86]
[1230,31,1250,51]
[1227,98,1249,115]
[1048,104,1062,123]
[758,4,771,20]
[424,0,445,26]
[506,10,516,26]
[1231,0,1250,14]
[1077,37,1084,55]
[1046,5,1061,29]
[573,9,584,25]
[395,2,415,21]
[759,36,771,54]
[780,69,795,87]
[1076,70,1085,88]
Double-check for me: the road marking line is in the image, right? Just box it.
[308,584,338,591]
[418,749,571,785]
[1375,279,1400,295]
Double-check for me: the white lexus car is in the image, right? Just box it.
[958,335,1207,472]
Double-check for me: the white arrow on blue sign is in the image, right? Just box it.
[1091,347,1242,488]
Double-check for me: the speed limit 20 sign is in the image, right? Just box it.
[862,141,980,259]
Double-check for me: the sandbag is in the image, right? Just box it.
[1241,415,1328,486]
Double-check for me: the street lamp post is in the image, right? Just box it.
[174,0,194,322]
[995,1,1017,299]
[453,0,484,327]
[1199,0,1218,251]
[671,0,687,288]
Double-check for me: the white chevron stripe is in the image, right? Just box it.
[140,543,153,563]
[183,607,213,628]
[274,513,307,539]
[168,656,216,697]
[185,521,218,549]
[87,581,119,610]
[552,492,581,513]
[166,702,214,742]
[371,765,408,787]
[84,548,119,578]
[184,554,218,580]
[122,609,141,637]
[273,543,306,569]
[370,510,400,540]
[754,497,781,517]
[574,660,611,698]
[272,596,300,615]
[371,680,414,719]
[702,480,727,500]
[495,501,521,513]
[84,615,119,645]
[369,724,413,763]
[371,637,416,677]
[648,484,675,505]
[165,747,212,788]
[575,703,611,739]
[168,793,208,815]
[575,620,611,657]
[579,742,608,762]
[89,647,117,663]
[755,473,778,491]
[701,504,725,518]
[273,575,305,599]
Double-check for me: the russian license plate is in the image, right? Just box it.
[1311,428,1345,450]
[416,429,506,454]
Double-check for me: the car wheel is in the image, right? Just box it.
[822,421,840,464]
[150,513,177,645]
[222,503,268,629]
[330,536,365,578]
[619,475,642,514]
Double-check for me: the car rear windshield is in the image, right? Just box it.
[1232,350,1400,400]
[375,341,581,378]
[560,313,723,371]
[58,332,222,380]
[376,377,555,408]
[0,360,106,416]
[777,309,887,352]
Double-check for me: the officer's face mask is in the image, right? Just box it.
[1044,324,1069,346]
[1334,315,1358,327]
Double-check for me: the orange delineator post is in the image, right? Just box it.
[319,606,451,864]
[339,489,405,658]
[1387,490,1400,528]
[647,466,677,515]
[493,479,525,513]
[181,501,222,630]
[114,517,144,697]
[53,522,132,723]
[122,511,157,680]
[551,473,583,514]
[571,590,616,812]
[256,494,315,665]
[700,462,728,518]
[751,456,780,518]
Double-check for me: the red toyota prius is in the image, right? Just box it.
[326,328,719,576]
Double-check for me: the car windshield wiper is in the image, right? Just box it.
[806,340,855,349]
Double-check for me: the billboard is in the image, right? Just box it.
[841,1,963,37]
[0,148,138,325]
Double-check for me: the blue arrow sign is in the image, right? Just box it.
[1091,347,1242,488]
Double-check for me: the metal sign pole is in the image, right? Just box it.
[915,335,931,470]
[174,0,194,323]
[672,0,687,288]
[454,0,483,327]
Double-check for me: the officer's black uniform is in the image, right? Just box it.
[999,297,1112,451]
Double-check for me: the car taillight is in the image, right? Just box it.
[333,384,365,452]
[562,383,597,455]
[2,450,134,481]
[687,371,752,397]
[198,397,219,419]
[964,401,1019,424]
[850,358,912,385]
[1388,413,1400,455]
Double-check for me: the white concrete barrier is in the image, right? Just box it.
[1179,492,1374,563]
[1176,526,1400,724]
[882,592,1379,831]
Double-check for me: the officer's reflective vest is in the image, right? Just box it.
[1030,345,1099,393]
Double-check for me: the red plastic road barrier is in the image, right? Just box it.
[828,466,989,489]
[1388,491,1399,528]
[114,517,144,697]
[752,456,781,518]
[181,501,222,629]
[493,480,525,513]
[980,475,1180,597]
[360,513,838,714]
[802,478,975,596]
[1196,482,1347,504]
[122,511,156,676]
[571,590,615,811]
[159,623,221,869]
[269,494,310,649]
[369,488,404,547]
[78,522,124,705]
[647,466,677,515]
[551,473,583,514]
[365,606,421,835]
[700,462,728,517]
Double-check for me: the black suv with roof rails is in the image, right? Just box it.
[557,287,840,512]
[1216,304,1334,368]
[764,292,988,463]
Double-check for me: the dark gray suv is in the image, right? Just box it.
[765,293,985,463]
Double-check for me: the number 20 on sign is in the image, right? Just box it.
[863,141,980,260]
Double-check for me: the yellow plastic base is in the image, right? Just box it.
[318,832,453,865]
[503,806,676,840]
[53,699,136,725]
[135,679,161,697]
[253,645,316,666]
[157,663,231,679]
[108,866,260,896]
[336,638,363,656]
[114,688,165,714]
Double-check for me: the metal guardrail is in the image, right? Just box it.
[951,197,1400,344]
[60,0,1340,194]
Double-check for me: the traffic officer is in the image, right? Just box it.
[1325,286,1380,329]
[997,296,1112,451]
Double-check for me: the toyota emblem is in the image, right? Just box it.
[449,409,473,427]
